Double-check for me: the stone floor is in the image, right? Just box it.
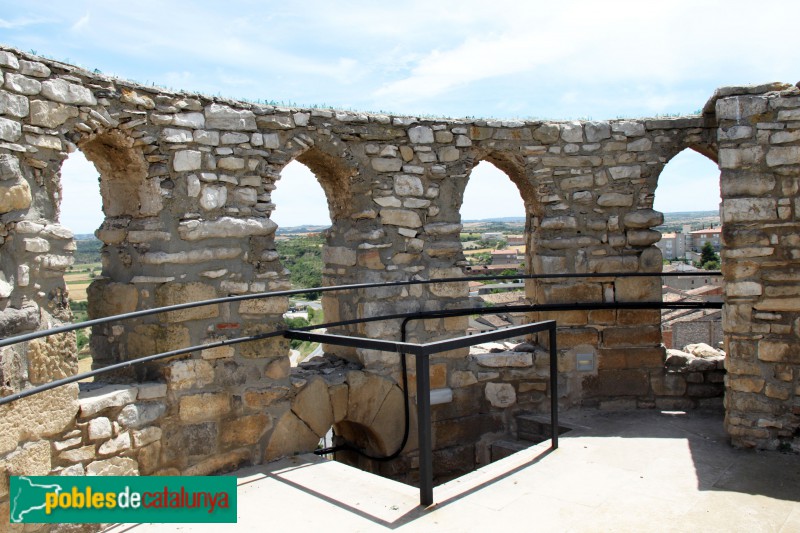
[107,408,800,532]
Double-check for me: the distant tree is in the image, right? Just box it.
[495,240,508,250]
[700,241,720,270]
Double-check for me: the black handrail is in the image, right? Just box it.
[0,270,721,349]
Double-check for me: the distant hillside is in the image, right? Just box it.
[276,225,330,235]
[462,216,525,223]
[657,210,720,233]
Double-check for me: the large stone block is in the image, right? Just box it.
[583,369,650,397]
[87,281,138,319]
[178,217,277,241]
[0,178,31,213]
[41,79,96,105]
[0,385,78,455]
[221,414,272,447]
[179,392,230,423]
[155,282,219,322]
[264,410,320,461]
[205,103,256,130]
[541,282,602,304]
[602,326,661,347]
[485,383,516,408]
[615,277,661,302]
[291,377,332,437]
[27,331,78,384]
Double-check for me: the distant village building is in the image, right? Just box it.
[656,224,721,259]
[481,232,504,241]
[490,249,519,265]
[689,226,722,252]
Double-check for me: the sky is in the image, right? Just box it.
[3,0,798,231]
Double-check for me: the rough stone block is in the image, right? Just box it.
[583,369,649,397]
[221,414,272,447]
[264,410,320,461]
[291,377,332,437]
[156,282,219,322]
[79,385,137,417]
[86,457,139,476]
[179,392,230,423]
[485,382,516,408]
[602,326,661,347]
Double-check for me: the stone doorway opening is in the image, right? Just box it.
[653,147,725,409]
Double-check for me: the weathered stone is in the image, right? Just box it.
[98,432,132,456]
[132,426,162,448]
[380,208,422,227]
[766,146,800,167]
[205,103,256,130]
[155,282,219,322]
[221,414,272,447]
[88,417,113,440]
[179,392,230,423]
[239,295,288,315]
[623,209,663,228]
[178,216,277,241]
[86,281,138,320]
[0,116,22,142]
[291,377,332,437]
[168,359,215,390]
[27,332,77,384]
[485,383,516,408]
[0,441,51,489]
[173,150,202,172]
[323,245,357,266]
[117,402,167,429]
[651,372,687,396]
[4,73,41,95]
[394,174,424,196]
[79,385,137,417]
[471,352,533,368]
[86,457,139,476]
[264,410,320,461]
[408,125,434,143]
[597,193,634,207]
[41,78,96,105]
[0,90,28,118]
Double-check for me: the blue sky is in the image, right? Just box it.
[2,0,797,231]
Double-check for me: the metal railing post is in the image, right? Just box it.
[415,352,433,506]
[549,324,559,449]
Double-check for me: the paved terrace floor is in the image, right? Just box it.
[109,408,800,532]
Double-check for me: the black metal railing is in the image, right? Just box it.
[0,271,722,506]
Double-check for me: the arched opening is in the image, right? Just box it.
[654,148,723,351]
[271,160,332,366]
[72,130,151,372]
[460,158,530,334]
[59,150,103,376]
[272,149,358,363]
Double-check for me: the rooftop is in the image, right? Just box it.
[110,408,800,532]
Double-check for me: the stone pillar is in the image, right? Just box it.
[717,84,800,450]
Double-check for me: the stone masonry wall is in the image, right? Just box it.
[0,44,798,517]
[716,86,800,450]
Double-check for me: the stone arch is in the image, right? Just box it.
[272,144,370,362]
[458,148,542,307]
[77,129,152,220]
[265,371,413,469]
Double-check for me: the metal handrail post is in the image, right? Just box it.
[549,324,559,449]
[416,352,433,506]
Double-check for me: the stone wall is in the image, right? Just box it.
[716,86,800,450]
[0,44,798,519]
